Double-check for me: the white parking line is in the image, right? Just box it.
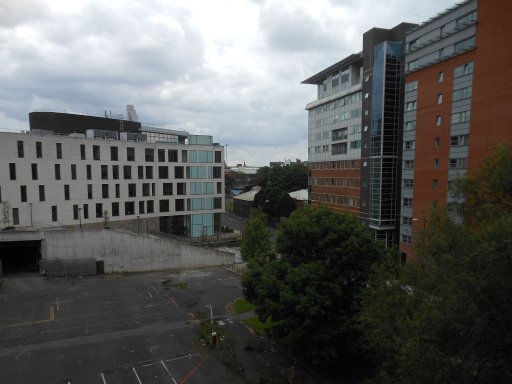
[161,360,178,384]
[147,290,153,298]
[132,367,143,384]
[100,372,107,384]
[151,285,159,295]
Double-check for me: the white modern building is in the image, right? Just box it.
[0,110,225,238]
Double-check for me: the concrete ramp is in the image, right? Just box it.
[41,229,235,273]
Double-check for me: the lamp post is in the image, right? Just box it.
[78,207,82,229]
[29,202,33,227]
[205,304,215,346]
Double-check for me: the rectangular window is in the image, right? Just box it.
[214,151,222,163]
[112,202,119,217]
[437,94,443,104]
[408,60,417,71]
[406,101,417,111]
[56,143,62,159]
[87,164,92,180]
[456,10,477,27]
[403,179,414,188]
[147,200,154,214]
[404,141,416,150]
[128,183,137,197]
[434,158,440,169]
[142,183,150,197]
[39,185,45,201]
[436,116,442,127]
[404,160,414,169]
[83,204,89,219]
[175,166,184,179]
[214,197,222,209]
[152,183,155,196]
[159,166,169,179]
[449,158,468,169]
[435,137,440,148]
[87,184,93,199]
[96,203,103,218]
[17,141,24,158]
[438,71,444,82]
[145,148,154,162]
[177,182,186,195]
[404,80,418,92]
[404,121,416,131]
[102,184,109,199]
[93,145,100,160]
[163,183,173,196]
[73,204,79,220]
[158,149,165,162]
[146,166,153,179]
[110,146,118,161]
[451,111,471,124]
[125,202,135,215]
[127,147,135,161]
[212,167,222,178]
[64,184,70,200]
[159,200,169,212]
[138,166,144,179]
[454,36,475,54]
[332,127,348,141]
[454,61,474,78]
[217,182,222,194]
[112,165,119,179]
[123,165,132,179]
[31,163,38,180]
[450,134,469,146]
[12,208,19,225]
[332,142,348,155]
[182,150,188,162]
[401,234,412,244]
[55,164,61,180]
[80,144,86,160]
[52,206,58,222]
[168,149,178,162]
[403,198,412,207]
[175,199,185,212]
[433,179,439,190]
[453,86,473,101]
[138,201,145,214]
[36,142,42,158]
[101,165,108,180]
[20,185,27,202]
[9,163,16,180]
[71,164,77,180]
[402,216,412,226]
[115,184,120,198]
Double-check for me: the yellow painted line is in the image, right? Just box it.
[0,305,56,329]
[49,305,55,321]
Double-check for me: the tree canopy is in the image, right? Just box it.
[243,205,385,370]
[359,145,512,384]
[253,164,307,218]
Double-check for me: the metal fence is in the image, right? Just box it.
[40,258,97,277]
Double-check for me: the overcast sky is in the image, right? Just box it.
[1,0,450,166]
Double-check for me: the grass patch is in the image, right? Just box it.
[230,297,256,314]
[172,282,188,289]
[244,316,273,334]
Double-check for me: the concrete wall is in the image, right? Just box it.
[41,229,234,273]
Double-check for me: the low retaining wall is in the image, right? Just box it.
[41,229,235,273]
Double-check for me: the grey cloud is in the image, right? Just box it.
[259,4,342,53]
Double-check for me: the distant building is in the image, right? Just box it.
[399,0,512,260]
[304,0,512,258]
[233,186,261,217]
[269,159,307,168]
[0,107,225,238]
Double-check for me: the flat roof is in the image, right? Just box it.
[301,52,363,85]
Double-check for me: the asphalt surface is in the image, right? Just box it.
[0,269,245,384]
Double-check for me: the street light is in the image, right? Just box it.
[205,304,216,346]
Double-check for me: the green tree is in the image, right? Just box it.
[249,205,384,370]
[359,145,512,384]
[240,209,273,264]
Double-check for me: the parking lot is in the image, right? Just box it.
[0,268,245,383]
